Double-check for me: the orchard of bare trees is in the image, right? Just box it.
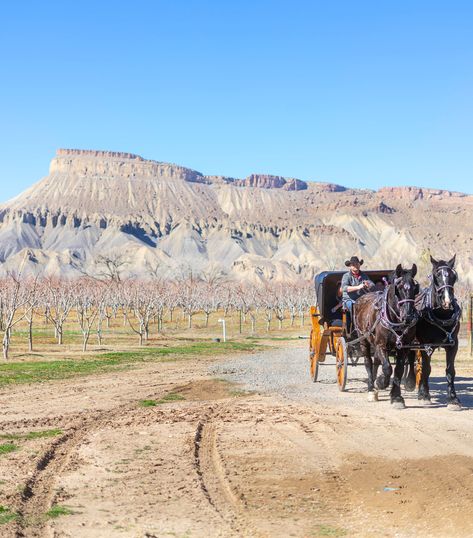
[0,274,313,359]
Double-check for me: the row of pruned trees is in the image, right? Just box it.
[0,274,313,358]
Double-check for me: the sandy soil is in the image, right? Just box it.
[1,345,473,537]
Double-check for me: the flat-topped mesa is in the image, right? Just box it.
[378,186,466,201]
[311,182,346,193]
[51,148,203,182]
[233,174,308,191]
[56,149,145,160]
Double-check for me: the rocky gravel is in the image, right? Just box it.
[211,344,473,409]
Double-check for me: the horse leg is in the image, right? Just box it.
[372,350,379,381]
[446,342,461,409]
[390,351,406,409]
[362,343,378,401]
[375,347,392,390]
[417,351,432,403]
[403,350,416,392]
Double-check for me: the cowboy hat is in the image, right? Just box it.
[345,256,364,267]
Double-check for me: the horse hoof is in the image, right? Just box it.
[367,391,379,402]
[374,377,386,390]
[418,396,432,405]
[404,379,416,392]
[448,402,462,411]
[391,399,406,410]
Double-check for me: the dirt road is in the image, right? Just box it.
[1,344,473,537]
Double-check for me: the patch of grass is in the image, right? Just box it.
[0,443,18,455]
[0,505,17,525]
[229,389,250,397]
[157,392,186,404]
[46,504,73,518]
[313,525,347,537]
[139,399,157,407]
[246,335,299,341]
[0,342,260,387]
[0,429,62,441]
[134,445,152,454]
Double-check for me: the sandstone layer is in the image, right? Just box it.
[0,149,472,283]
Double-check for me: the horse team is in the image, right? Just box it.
[353,255,461,409]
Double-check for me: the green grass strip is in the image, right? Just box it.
[0,505,18,525]
[0,342,259,387]
[0,429,63,441]
[0,443,18,455]
[46,505,73,518]
[139,399,157,407]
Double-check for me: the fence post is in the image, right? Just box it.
[469,296,473,357]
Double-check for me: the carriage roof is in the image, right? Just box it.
[314,269,393,321]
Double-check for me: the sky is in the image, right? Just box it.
[0,0,472,202]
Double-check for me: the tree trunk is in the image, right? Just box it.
[83,333,89,352]
[28,318,33,352]
[3,333,9,360]
[188,313,192,329]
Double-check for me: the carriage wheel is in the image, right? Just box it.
[415,350,422,390]
[309,325,321,382]
[336,337,348,392]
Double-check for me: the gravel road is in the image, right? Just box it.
[212,344,473,409]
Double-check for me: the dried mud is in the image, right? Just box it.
[1,347,473,537]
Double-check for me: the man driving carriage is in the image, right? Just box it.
[341,256,375,317]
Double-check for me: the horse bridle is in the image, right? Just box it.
[424,265,460,342]
[393,276,418,308]
[429,265,457,308]
[379,277,418,348]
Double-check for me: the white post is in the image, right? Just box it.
[218,319,226,342]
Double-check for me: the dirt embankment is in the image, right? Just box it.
[1,345,473,537]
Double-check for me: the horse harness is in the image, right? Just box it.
[353,283,417,350]
[418,266,461,345]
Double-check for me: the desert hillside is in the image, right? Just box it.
[0,149,471,283]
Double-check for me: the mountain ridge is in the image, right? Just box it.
[0,149,471,284]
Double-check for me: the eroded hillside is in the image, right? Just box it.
[0,149,471,282]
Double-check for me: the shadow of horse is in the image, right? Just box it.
[423,376,473,409]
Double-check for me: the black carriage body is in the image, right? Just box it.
[314,270,392,326]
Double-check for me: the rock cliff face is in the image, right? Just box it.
[0,148,472,284]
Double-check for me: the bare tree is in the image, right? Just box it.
[0,273,29,359]
[45,278,76,345]
[94,254,129,282]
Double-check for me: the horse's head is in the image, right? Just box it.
[430,255,457,310]
[389,263,419,323]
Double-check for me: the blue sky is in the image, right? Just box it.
[0,0,472,202]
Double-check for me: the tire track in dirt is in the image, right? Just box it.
[13,385,179,538]
[194,403,265,538]
[272,416,358,530]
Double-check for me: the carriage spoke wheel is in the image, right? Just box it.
[336,337,348,391]
[415,350,422,390]
[309,326,321,382]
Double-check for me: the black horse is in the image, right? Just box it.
[354,264,418,409]
[406,255,461,408]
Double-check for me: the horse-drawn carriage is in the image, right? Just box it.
[309,270,392,391]
[309,258,461,409]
